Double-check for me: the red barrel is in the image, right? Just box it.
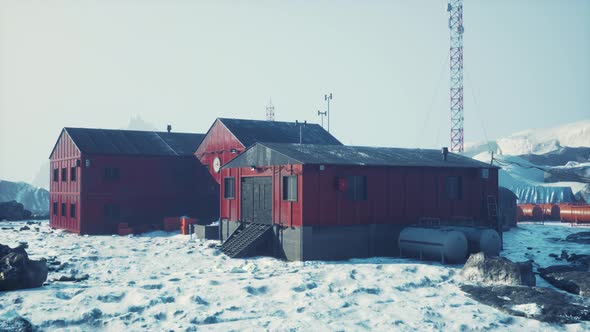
[164,217,182,232]
[559,204,574,222]
[519,204,543,221]
[181,217,198,235]
[559,204,590,223]
[516,206,524,222]
[540,204,561,221]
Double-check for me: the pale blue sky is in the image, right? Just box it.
[0,0,589,183]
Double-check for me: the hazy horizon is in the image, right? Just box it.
[1,0,589,184]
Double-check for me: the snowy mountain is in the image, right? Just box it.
[467,120,590,203]
[465,120,590,157]
[0,180,49,213]
[473,152,583,203]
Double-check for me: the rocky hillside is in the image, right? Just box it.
[0,180,49,213]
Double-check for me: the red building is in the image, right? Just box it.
[220,143,500,261]
[49,127,217,234]
[195,118,342,183]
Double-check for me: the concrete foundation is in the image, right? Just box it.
[221,219,405,261]
[194,224,219,240]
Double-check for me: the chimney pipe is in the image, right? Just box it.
[442,147,449,161]
[167,125,172,133]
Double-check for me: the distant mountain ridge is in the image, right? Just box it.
[0,180,49,213]
[465,120,590,157]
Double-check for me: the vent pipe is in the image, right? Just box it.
[442,147,449,161]
[167,125,172,133]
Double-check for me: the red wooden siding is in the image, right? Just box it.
[195,119,245,184]
[49,129,217,235]
[49,131,82,232]
[222,163,498,229]
[301,165,498,227]
[220,165,304,227]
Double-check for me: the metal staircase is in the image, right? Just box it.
[221,223,273,258]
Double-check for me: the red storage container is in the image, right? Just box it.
[163,217,182,232]
[118,227,134,236]
[181,217,198,235]
[519,204,543,221]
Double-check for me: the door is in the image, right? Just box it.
[241,177,272,224]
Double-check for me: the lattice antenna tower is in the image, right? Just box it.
[448,0,464,152]
[265,98,275,121]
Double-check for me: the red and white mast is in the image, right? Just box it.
[448,0,464,152]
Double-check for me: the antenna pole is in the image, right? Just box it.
[324,93,332,133]
[448,0,464,152]
[266,98,275,121]
[317,110,327,129]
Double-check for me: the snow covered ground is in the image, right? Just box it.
[1,221,589,331]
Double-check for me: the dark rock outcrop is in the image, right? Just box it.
[0,201,32,221]
[0,243,48,291]
[461,284,590,324]
[539,252,590,297]
[460,252,535,287]
[565,232,590,245]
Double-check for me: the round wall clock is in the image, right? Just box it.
[213,157,221,173]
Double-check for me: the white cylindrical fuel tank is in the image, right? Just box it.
[441,226,501,256]
[398,227,468,264]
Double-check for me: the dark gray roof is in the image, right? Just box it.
[218,118,342,147]
[223,143,498,169]
[56,128,205,157]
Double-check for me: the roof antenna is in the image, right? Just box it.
[167,125,172,133]
[265,98,275,121]
[324,93,333,132]
[297,120,307,144]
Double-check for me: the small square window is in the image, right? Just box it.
[53,202,58,216]
[104,167,120,182]
[70,167,77,181]
[53,169,59,182]
[346,176,367,201]
[70,204,76,218]
[61,168,67,182]
[61,203,66,216]
[224,177,235,199]
[282,176,297,201]
[445,176,463,200]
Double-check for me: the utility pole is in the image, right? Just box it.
[324,93,332,133]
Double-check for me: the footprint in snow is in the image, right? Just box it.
[140,284,163,290]
[96,292,125,303]
[292,282,318,293]
[245,286,268,295]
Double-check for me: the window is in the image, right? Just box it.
[70,204,76,218]
[346,176,367,201]
[53,202,58,216]
[282,176,298,201]
[481,168,489,179]
[224,177,235,199]
[53,169,59,182]
[445,176,463,200]
[61,203,66,216]
[61,168,67,182]
[104,204,120,219]
[104,167,120,182]
[70,167,77,181]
